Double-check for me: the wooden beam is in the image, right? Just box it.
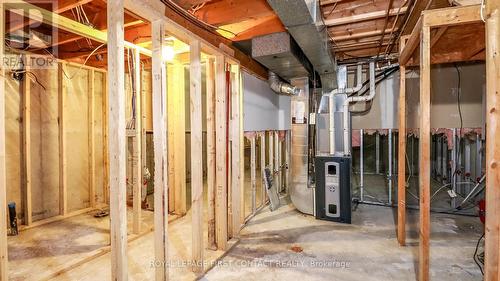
[132,48,142,234]
[5,0,152,57]
[190,39,204,273]
[123,0,268,79]
[22,54,32,226]
[430,27,448,48]
[194,0,275,26]
[215,54,228,250]
[400,17,422,66]
[419,25,431,281]
[107,0,128,279]
[89,69,96,208]
[232,15,285,42]
[206,57,217,250]
[58,62,67,216]
[485,7,500,281]
[332,28,396,42]
[422,4,482,28]
[230,64,242,236]
[324,7,408,27]
[162,4,268,79]
[7,0,94,33]
[152,19,168,281]
[0,1,8,278]
[397,36,407,247]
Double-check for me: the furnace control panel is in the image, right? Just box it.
[324,162,340,218]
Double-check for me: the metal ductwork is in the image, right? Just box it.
[252,32,313,82]
[267,0,336,89]
[269,71,301,96]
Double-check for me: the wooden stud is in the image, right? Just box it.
[167,62,186,215]
[58,63,68,215]
[418,25,431,281]
[230,64,242,236]
[250,136,256,213]
[89,69,96,208]
[239,69,245,224]
[397,36,407,247]
[206,57,217,250]
[268,131,273,178]
[152,19,169,281]
[190,40,204,272]
[485,7,500,281]
[140,67,147,208]
[107,1,128,279]
[274,131,279,192]
[285,131,290,193]
[260,133,266,206]
[103,71,110,205]
[22,55,32,226]
[215,54,228,250]
[0,2,8,278]
[132,48,142,235]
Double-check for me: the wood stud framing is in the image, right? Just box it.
[0,2,7,279]
[107,0,128,279]
[485,3,500,280]
[397,5,487,280]
[152,19,169,281]
[0,0,253,279]
[215,54,228,250]
[418,24,431,281]
[206,57,217,250]
[230,65,242,236]
[132,48,142,235]
[250,137,256,214]
[58,63,68,216]
[397,36,407,247]
[190,40,204,273]
[22,55,32,226]
[89,69,96,209]
[260,133,266,205]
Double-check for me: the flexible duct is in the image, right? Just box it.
[327,63,363,154]
[342,61,376,154]
[269,71,301,96]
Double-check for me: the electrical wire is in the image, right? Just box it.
[63,43,106,80]
[474,233,485,275]
[162,0,237,37]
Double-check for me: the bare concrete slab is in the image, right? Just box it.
[203,202,483,281]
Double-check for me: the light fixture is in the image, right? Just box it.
[162,45,175,62]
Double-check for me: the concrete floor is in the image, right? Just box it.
[203,200,483,281]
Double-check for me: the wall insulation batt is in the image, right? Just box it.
[5,56,107,224]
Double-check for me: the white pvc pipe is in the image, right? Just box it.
[342,61,376,155]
